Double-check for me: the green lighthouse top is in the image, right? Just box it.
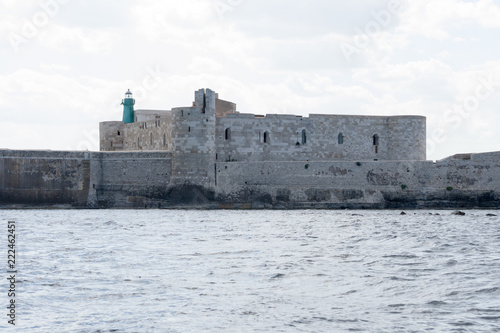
[121,89,135,124]
[125,89,133,99]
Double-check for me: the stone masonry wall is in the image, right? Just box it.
[214,152,500,208]
[0,150,91,206]
[100,113,173,152]
[1,149,499,209]
[215,114,426,162]
[170,89,217,186]
[123,114,173,151]
[93,151,172,208]
[0,150,173,208]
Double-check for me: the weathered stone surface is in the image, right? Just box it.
[1,150,500,209]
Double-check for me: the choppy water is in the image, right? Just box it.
[1,209,499,332]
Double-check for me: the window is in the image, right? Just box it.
[225,128,231,140]
[302,129,307,144]
[264,131,270,144]
[117,131,121,136]
[150,133,153,145]
[163,133,166,146]
[338,133,344,144]
[188,126,191,132]
[373,134,379,146]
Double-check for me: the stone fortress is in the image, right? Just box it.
[100,89,426,162]
[0,88,499,209]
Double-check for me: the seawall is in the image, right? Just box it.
[215,153,500,209]
[0,150,173,208]
[1,150,499,209]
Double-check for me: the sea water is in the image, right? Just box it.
[0,209,499,332]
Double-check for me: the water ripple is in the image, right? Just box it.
[1,209,499,332]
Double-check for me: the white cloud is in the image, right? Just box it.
[398,0,500,40]
[1,1,500,159]
[36,25,122,54]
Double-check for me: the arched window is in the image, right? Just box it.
[264,131,270,144]
[302,129,307,144]
[373,134,379,146]
[225,128,231,140]
[338,133,344,144]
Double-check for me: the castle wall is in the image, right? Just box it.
[214,152,500,208]
[100,121,124,151]
[388,116,426,160]
[170,89,217,186]
[122,114,173,151]
[1,149,499,209]
[0,150,91,207]
[215,114,426,162]
[100,113,173,152]
[0,150,173,208]
[94,151,172,208]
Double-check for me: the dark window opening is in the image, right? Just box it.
[302,129,307,144]
[117,131,121,136]
[225,128,231,140]
[264,131,270,144]
[188,127,191,132]
[338,133,344,144]
[373,134,379,146]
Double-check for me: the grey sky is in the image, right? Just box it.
[1,0,499,160]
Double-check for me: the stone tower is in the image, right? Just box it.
[170,88,217,188]
[121,89,135,124]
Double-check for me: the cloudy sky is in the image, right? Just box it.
[1,0,499,160]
